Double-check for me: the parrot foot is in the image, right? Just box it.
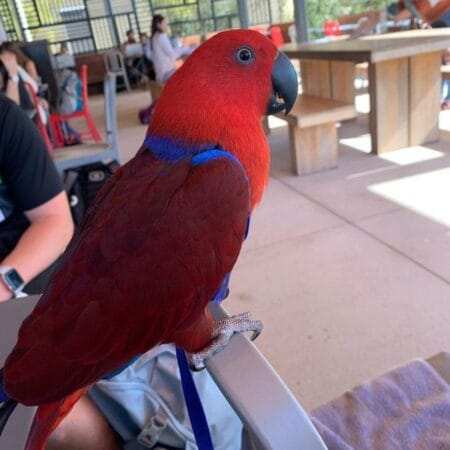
[188,312,263,371]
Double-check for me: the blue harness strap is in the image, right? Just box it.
[176,347,214,450]
[174,219,250,450]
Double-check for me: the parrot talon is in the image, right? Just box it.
[188,312,263,371]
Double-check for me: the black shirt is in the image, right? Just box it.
[0,94,63,258]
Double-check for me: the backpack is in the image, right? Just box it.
[89,345,244,450]
[57,69,83,114]
[64,161,119,227]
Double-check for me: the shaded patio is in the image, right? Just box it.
[85,88,450,411]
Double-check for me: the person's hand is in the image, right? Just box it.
[0,52,19,77]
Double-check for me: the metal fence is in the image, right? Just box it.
[0,0,248,54]
[0,0,394,53]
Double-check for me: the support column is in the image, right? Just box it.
[369,58,409,154]
[237,0,250,29]
[293,0,308,43]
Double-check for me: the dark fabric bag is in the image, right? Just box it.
[64,161,119,227]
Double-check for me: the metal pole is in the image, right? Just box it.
[237,0,250,28]
[293,0,308,42]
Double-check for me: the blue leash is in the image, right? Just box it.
[175,274,235,450]
[176,347,214,450]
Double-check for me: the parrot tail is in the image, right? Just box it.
[24,388,86,450]
[0,368,18,436]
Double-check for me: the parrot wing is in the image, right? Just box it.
[4,148,250,406]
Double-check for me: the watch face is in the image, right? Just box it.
[5,269,24,290]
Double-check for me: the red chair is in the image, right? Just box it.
[269,26,285,48]
[24,83,53,152]
[51,64,102,147]
[324,20,342,37]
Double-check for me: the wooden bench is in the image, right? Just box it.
[276,95,357,175]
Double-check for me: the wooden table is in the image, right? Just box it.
[283,29,450,154]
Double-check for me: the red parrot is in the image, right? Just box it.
[0,29,298,450]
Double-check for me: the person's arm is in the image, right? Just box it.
[0,193,73,301]
[158,33,179,59]
[0,53,20,104]
[0,99,74,301]
[423,0,450,23]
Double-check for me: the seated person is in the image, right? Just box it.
[337,0,450,37]
[0,42,47,123]
[0,94,73,299]
[148,14,195,83]
[125,29,136,46]
[0,45,33,111]
[139,32,149,46]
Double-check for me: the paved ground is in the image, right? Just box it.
[1,88,450,446]
[108,90,450,410]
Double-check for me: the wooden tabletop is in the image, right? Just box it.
[282,29,450,63]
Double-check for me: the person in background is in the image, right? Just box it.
[148,14,195,82]
[0,41,47,123]
[443,49,450,109]
[0,94,73,300]
[139,32,149,46]
[125,29,136,45]
[336,0,450,38]
[0,41,38,81]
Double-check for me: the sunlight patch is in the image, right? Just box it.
[379,147,444,166]
[369,168,450,227]
[340,133,372,153]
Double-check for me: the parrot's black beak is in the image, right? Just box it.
[266,51,298,115]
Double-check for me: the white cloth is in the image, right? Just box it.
[148,33,193,83]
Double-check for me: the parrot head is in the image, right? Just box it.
[148,29,298,207]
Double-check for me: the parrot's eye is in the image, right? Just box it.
[235,46,255,65]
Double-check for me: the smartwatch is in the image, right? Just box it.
[0,267,27,299]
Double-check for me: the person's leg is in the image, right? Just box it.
[46,394,121,450]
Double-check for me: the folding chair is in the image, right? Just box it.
[52,74,120,174]
[104,49,132,93]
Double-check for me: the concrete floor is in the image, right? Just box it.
[1,89,450,447]
[100,90,450,411]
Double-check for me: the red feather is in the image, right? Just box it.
[148,30,277,207]
[4,150,250,407]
